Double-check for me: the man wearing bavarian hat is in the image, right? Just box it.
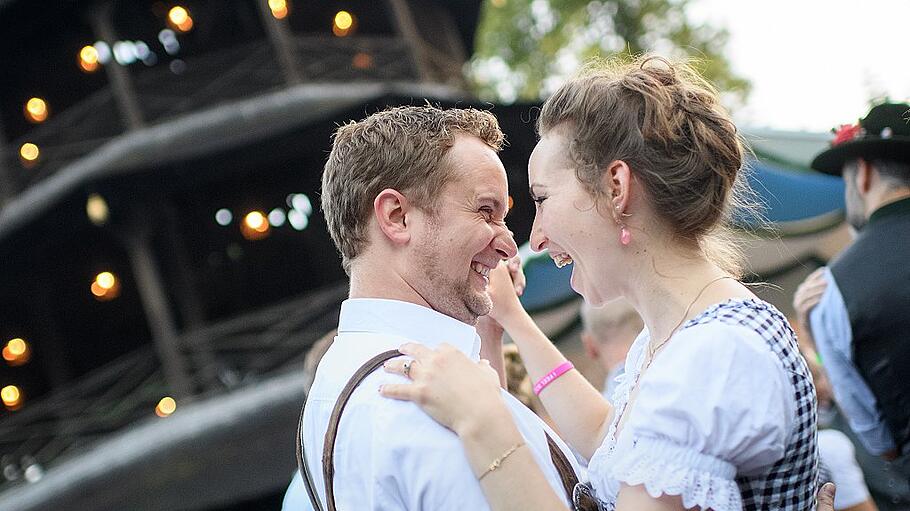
[794,102,910,483]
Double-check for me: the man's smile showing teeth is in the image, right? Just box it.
[552,254,573,268]
[471,262,491,277]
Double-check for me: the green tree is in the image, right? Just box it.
[470,0,750,106]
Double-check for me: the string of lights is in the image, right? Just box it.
[2,1,461,188]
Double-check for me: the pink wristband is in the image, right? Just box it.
[533,361,574,395]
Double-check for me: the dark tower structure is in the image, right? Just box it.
[0,2,543,509]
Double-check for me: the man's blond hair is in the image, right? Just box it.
[321,105,505,273]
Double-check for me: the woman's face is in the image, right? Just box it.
[527,131,620,306]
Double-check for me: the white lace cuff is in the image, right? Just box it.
[606,436,742,511]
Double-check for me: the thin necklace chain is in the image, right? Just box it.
[610,275,736,445]
[645,275,735,366]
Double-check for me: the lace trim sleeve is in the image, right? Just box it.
[605,435,742,511]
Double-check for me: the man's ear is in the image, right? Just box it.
[602,160,633,219]
[373,189,411,245]
[856,159,873,194]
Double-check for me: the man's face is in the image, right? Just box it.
[408,135,518,324]
[843,162,867,231]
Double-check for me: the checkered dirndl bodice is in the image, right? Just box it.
[583,299,819,511]
[704,300,819,510]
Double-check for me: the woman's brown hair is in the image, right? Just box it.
[538,55,757,277]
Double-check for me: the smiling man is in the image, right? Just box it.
[284,106,580,510]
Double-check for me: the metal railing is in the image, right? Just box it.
[4,35,423,190]
[0,282,346,492]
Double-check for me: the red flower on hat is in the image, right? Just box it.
[832,123,862,146]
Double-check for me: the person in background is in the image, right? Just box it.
[818,429,879,511]
[282,330,334,511]
[796,102,910,483]
[579,299,642,400]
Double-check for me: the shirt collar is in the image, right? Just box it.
[868,196,910,226]
[337,298,481,359]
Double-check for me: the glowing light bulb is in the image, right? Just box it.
[168,6,194,32]
[86,193,110,226]
[19,143,39,163]
[2,338,30,367]
[24,98,48,123]
[92,271,121,301]
[241,211,271,240]
[79,45,100,72]
[156,396,177,417]
[333,10,355,37]
[2,385,22,410]
[269,0,289,19]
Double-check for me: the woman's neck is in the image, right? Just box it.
[622,250,743,346]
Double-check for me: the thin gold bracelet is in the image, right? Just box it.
[478,441,525,481]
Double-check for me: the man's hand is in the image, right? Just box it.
[817,482,836,511]
[793,267,835,407]
[793,268,828,331]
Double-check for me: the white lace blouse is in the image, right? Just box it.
[587,302,798,510]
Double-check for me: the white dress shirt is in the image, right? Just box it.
[283,298,579,510]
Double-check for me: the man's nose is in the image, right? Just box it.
[492,226,518,260]
[529,213,547,252]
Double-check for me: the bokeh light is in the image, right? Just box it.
[168,6,194,32]
[91,271,121,301]
[240,211,271,240]
[268,208,287,227]
[2,338,31,367]
[2,385,22,411]
[215,208,233,226]
[86,193,110,226]
[155,396,177,417]
[24,98,48,123]
[19,143,39,165]
[333,10,355,37]
[269,0,289,19]
[288,209,308,231]
[352,52,373,70]
[79,45,100,72]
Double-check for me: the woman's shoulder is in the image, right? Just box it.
[642,299,797,416]
[667,297,795,365]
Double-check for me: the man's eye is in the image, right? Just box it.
[480,207,495,218]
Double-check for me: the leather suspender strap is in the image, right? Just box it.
[547,433,580,503]
[296,349,401,511]
[295,398,324,511]
[322,350,402,511]
[296,349,580,510]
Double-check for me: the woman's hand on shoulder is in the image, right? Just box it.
[380,343,511,437]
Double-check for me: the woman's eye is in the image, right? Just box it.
[532,196,547,205]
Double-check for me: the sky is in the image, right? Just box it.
[687,0,910,132]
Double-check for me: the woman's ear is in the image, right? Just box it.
[602,160,633,219]
[373,189,411,245]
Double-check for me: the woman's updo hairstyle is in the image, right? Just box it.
[538,55,755,277]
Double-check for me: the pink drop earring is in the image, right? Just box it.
[615,203,631,245]
[620,226,631,246]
